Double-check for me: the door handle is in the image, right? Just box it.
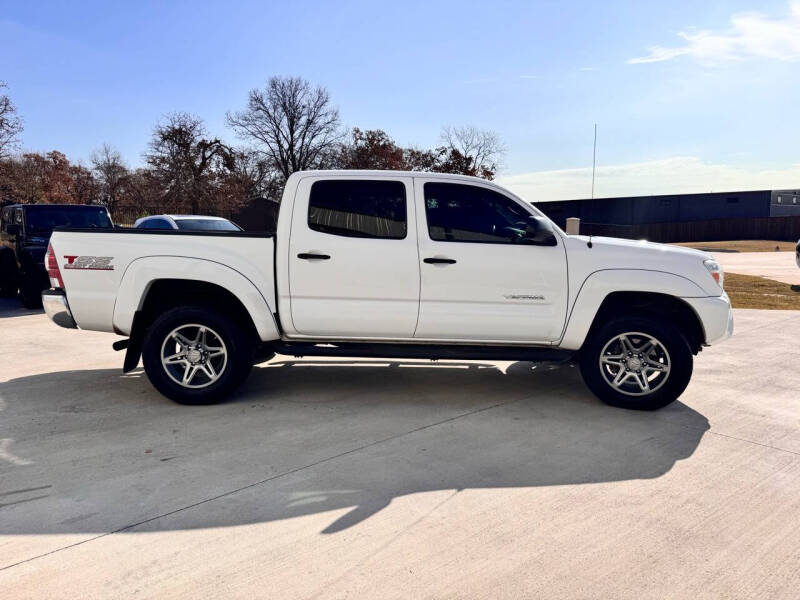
[297,252,330,260]
[423,257,457,264]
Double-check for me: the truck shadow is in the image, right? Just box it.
[0,359,708,538]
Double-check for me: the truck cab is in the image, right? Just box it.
[277,174,567,342]
[43,171,733,410]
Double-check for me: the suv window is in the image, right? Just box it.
[308,180,407,239]
[424,182,534,244]
[24,206,111,233]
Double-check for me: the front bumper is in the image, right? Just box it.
[683,292,734,346]
[42,289,77,329]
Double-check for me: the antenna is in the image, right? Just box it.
[588,123,597,248]
[591,123,597,199]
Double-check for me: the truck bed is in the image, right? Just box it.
[49,228,276,335]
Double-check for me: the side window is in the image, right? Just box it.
[14,209,23,225]
[308,179,407,239]
[141,218,172,229]
[424,182,534,244]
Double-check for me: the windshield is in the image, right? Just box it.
[25,206,112,234]
[174,219,241,231]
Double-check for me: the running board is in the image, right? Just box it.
[268,341,575,363]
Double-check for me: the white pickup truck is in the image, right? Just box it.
[43,170,733,410]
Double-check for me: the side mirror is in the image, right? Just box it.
[524,216,557,246]
[6,224,20,236]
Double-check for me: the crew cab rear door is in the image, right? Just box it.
[413,178,568,342]
[287,175,420,338]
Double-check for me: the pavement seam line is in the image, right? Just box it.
[0,384,563,573]
[701,429,800,457]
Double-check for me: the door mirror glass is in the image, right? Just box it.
[524,216,557,246]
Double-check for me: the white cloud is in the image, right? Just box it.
[498,157,800,202]
[519,74,539,79]
[629,2,800,65]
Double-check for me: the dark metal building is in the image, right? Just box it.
[535,189,800,230]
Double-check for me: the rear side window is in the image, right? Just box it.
[175,219,240,231]
[139,218,172,229]
[308,180,407,239]
[424,182,533,244]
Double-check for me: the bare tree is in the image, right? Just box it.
[91,144,129,213]
[228,147,282,200]
[336,128,407,170]
[227,76,342,181]
[69,163,99,204]
[0,81,24,159]
[145,112,234,213]
[123,168,162,213]
[439,126,506,179]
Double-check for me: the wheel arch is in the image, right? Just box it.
[560,270,708,353]
[583,291,705,354]
[138,279,263,342]
[113,256,280,342]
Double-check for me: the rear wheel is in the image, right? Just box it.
[578,315,693,410]
[142,306,254,405]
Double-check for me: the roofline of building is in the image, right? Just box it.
[538,188,800,204]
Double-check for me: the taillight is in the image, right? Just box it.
[46,243,64,289]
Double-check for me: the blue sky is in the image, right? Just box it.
[3,0,800,199]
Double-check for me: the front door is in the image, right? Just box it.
[288,176,420,338]
[414,179,568,342]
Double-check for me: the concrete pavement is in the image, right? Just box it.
[1,302,800,598]
[713,251,800,285]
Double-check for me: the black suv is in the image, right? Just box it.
[0,204,113,307]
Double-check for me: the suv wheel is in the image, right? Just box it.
[0,253,19,297]
[142,306,254,405]
[19,273,43,308]
[578,316,693,410]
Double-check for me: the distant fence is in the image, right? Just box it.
[578,215,800,243]
[112,207,238,227]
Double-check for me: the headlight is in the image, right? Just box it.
[703,259,724,289]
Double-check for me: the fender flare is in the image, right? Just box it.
[113,256,280,341]
[559,269,707,351]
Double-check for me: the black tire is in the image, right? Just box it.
[578,315,693,410]
[141,305,254,405]
[0,281,17,298]
[0,252,19,297]
[19,273,43,308]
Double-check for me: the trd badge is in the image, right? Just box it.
[63,255,115,271]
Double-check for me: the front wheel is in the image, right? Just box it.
[0,252,19,297]
[578,316,693,410]
[142,306,254,405]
